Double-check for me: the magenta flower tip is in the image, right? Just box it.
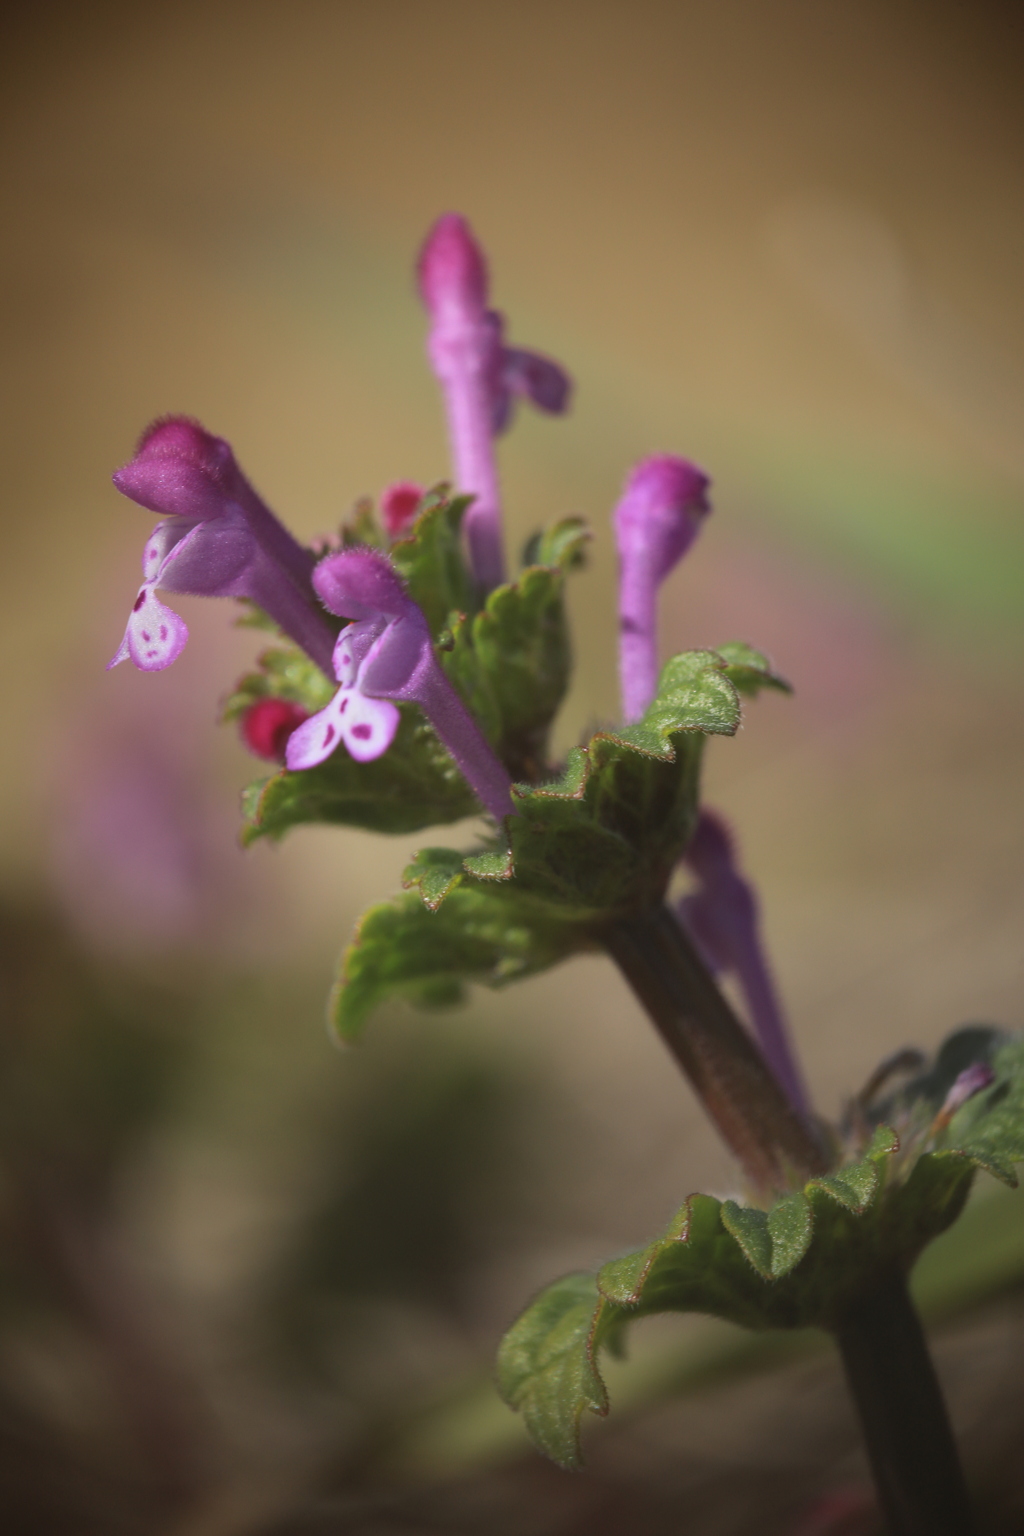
[615,454,711,581]
[417,213,489,320]
[113,416,237,521]
[312,547,410,622]
[615,453,712,723]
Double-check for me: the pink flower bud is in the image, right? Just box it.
[381,481,425,539]
[615,455,711,723]
[417,214,489,326]
[241,698,310,762]
[416,215,572,592]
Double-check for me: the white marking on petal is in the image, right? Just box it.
[284,686,352,770]
[339,692,400,762]
[122,586,189,671]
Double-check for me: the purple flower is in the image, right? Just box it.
[285,548,514,821]
[108,417,337,675]
[678,810,810,1117]
[614,455,711,723]
[417,214,571,592]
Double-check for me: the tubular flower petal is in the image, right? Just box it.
[678,810,810,1117]
[417,214,571,591]
[108,417,336,675]
[614,455,711,723]
[286,548,514,820]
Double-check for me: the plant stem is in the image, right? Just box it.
[835,1272,975,1535]
[603,904,826,1193]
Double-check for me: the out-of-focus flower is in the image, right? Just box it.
[108,417,336,675]
[678,809,809,1116]
[241,698,311,763]
[614,455,710,723]
[380,481,425,540]
[417,214,571,591]
[286,549,514,820]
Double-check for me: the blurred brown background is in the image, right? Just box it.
[1,2,1023,1532]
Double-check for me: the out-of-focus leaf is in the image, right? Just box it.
[330,886,586,1042]
[713,641,792,698]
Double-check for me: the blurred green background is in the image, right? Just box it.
[1,2,1023,1531]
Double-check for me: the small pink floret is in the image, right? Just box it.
[381,481,425,539]
[241,698,311,762]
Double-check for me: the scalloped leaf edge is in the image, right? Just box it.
[501,1107,1022,1468]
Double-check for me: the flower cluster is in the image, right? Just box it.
[108,212,803,1115]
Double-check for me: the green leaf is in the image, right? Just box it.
[390,490,477,635]
[714,641,792,698]
[441,560,578,780]
[721,1193,813,1280]
[521,517,591,572]
[222,644,337,723]
[242,708,479,841]
[340,496,386,549]
[330,886,586,1041]
[498,1034,1024,1468]
[720,1201,774,1278]
[402,847,465,912]
[476,650,743,920]
[767,1192,815,1276]
[622,650,744,757]
[496,1273,608,1470]
[337,646,766,1043]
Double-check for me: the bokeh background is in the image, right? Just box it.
[2,2,1023,1532]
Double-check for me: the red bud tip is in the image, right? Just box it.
[242,698,310,762]
[380,481,425,539]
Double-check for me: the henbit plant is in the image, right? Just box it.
[107,212,1023,1536]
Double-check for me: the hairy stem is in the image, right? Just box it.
[603,904,826,1193]
[835,1272,975,1536]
